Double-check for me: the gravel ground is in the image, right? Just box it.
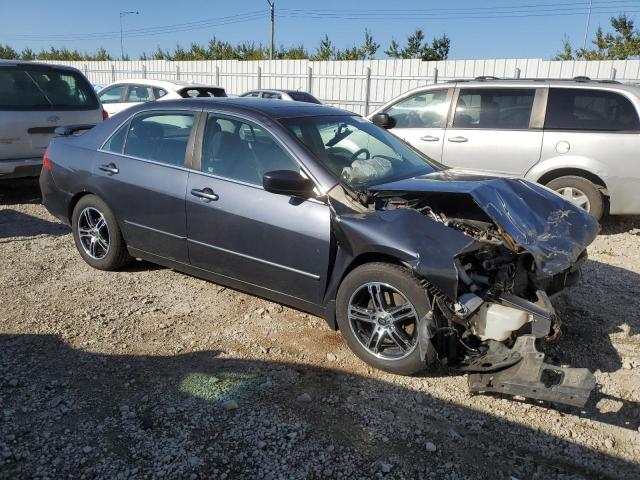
[1,180,639,479]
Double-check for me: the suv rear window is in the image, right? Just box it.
[288,91,321,104]
[545,88,640,131]
[0,67,98,111]
[179,87,226,98]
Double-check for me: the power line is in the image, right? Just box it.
[5,11,265,42]
[276,8,640,22]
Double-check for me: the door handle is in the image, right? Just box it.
[99,163,119,174]
[447,136,468,143]
[190,188,219,202]
[420,135,440,142]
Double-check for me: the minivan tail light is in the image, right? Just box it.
[102,108,109,120]
[43,147,52,170]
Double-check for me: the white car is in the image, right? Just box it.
[97,79,226,116]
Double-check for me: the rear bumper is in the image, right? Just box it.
[0,157,42,179]
[39,167,71,226]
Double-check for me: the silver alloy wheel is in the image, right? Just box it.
[556,186,591,212]
[77,207,110,260]
[347,282,419,361]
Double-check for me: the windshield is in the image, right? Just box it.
[280,115,439,189]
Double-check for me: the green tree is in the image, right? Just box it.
[313,34,335,61]
[385,29,449,60]
[0,44,19,59]
[555,14,640,60]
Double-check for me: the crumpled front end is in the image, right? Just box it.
[329,174,599,407]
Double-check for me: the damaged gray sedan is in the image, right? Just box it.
[40,99,599,407]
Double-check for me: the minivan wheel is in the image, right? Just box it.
[336,262,430,375]
[545,175,604,220]
[71,195,131,270]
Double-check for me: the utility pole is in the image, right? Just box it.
[582,0,593,50]
[120,11,139,60]
[267,0,275,60]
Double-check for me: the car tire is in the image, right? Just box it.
[71,194,131,270]
[545,175,604,220]
[336,262,430,375]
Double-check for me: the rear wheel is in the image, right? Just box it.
[545,175,604,220]
[336,262,430,375]
[71,195,131,270]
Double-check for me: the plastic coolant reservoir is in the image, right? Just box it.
[470,303,530,342]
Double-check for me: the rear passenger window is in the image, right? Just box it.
[545,88,640,131]
[454,89,535,129]
[153,88,167,99]
[126,85,153,103]
[124,112,194,167]
[385,89,449,128]
[201,114,299,186]
[103,121,129,153]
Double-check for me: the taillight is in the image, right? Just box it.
[102,108,109,120]
[43,147,52,170]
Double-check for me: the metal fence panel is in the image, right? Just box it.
[40,58,640,116]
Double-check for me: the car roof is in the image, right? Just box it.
[103,78,223,91]
[139,97,353,118]
[0,60,83,74]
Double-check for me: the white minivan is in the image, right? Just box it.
[0,60,104,179]
[369,77,640,218]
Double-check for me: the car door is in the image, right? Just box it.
[382,88,452,162]
[186,113,331,306]
[97,84,127,116]
[440,87,544,176]
[94,109,198,263]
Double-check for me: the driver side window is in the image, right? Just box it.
[201,114,299,186]
[385,89,449,128]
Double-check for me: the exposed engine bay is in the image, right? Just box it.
[328,178,598,407]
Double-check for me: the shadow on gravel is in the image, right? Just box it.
[1,333,638,479]
[0,209,69,240]
[0,179,41,206]
[547,258,640,372]
[599,215,640,235]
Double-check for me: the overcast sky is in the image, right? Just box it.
[1,0,637,59]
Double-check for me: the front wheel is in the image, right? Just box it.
[71,194,131,270]
[336,262,430,375]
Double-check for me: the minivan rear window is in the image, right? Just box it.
[545,88,640,132]
[0,67,98,111]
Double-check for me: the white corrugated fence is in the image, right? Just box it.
[41,58,640,115]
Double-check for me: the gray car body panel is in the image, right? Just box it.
[41,98,595,327]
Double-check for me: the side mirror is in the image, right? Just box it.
[263,170,315,197]
[371,112,396,129]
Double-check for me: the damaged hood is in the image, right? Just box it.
[369,170,599,276]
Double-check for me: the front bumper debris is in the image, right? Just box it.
[467,335,596,407]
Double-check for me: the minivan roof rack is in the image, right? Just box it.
[447,77,621,84]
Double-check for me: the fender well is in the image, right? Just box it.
[537,167,608,193]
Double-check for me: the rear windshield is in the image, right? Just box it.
[288,91,321,104]
[179,87,227,98]
[0,67,98,111]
